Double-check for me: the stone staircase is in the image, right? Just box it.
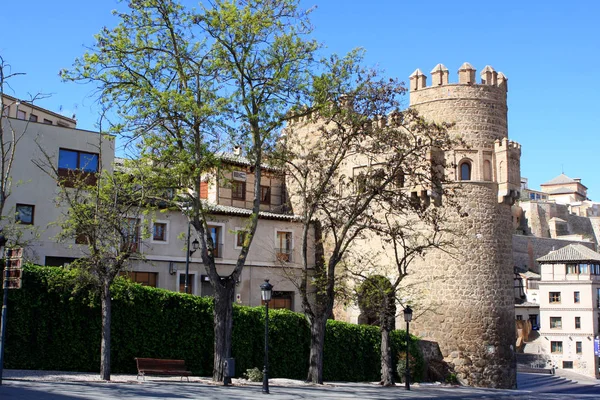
[516,353,553,374]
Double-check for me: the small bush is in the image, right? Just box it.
[244,367,263,382]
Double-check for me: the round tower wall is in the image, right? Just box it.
[410,84,507,149]
[406,66,516,388]
[405,182,516,388]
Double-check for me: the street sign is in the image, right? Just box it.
[595,338,600,356]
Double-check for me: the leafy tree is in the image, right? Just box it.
[61,0,318,381]
[280,51,458,383]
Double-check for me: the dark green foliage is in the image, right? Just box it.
[2,264,422,381]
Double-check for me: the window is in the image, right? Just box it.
[516,315,522,320]
[29,114,38,122]
[58,148,99,186]
[566,264,577,274]
[574,291,580,303]
[575,316,581,329]
[562,361,573,369]
[549,292,561,303]
[16,109,26,120]
[15,204,34,225]
[121,271,157,287]
[550,317,562,329]
[459,161,471,181]
[179,273,195,294]
[598,288,600,308]
[58,149,99,172]
[43,118,52,125]
[208,225,222,258]
[262,291,293,310]
[235,229,247,248]
[579,263,589,274]
[152,222,167,242]
[231,181,246,200]
[528,314,538,329]
[276,231,292,262]
[260,185,271,205]
[576,341,582,354]
[550,341,562,353]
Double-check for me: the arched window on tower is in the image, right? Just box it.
[483,160,492,181]
[459,161,471,181]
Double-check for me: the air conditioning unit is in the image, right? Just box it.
[233,171,246,181]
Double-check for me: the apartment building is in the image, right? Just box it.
[537,244,600,378]
[124,153,313,311]
[2,95,311,312]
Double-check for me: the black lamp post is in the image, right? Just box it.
[184,221,200,294]
[403,305,413,391]
[260,279,273,394]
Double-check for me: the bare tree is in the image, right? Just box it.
[280,51,459,383]
[0,56,49,245]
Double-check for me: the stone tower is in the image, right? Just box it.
[406,63,521,388]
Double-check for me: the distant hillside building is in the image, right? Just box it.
[540,174,588,204]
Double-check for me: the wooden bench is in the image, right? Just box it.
[134,358,192,381]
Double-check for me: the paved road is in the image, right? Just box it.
[1,378,600,400]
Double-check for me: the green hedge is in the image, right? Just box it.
[2,264,423,381]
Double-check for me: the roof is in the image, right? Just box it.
[520,271,540,279]
[541,174,577,186]
[203,202,299,221]
[536,243,600,263]
[515,302,539,308]
[546,187,577,195]
[217,152,280,172]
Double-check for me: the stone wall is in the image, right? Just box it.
[512,235,595,273]
[405,182,516,388]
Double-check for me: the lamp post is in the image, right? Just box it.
[403,305,413,391]
[260,279,273,394]
[184,221,199,294]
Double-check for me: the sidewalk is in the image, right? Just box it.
[1,369,599,399]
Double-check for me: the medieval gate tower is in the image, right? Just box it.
[407,63,521,388]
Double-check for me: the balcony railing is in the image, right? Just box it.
[275,248,293,263]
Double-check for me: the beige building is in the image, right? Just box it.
[123,154,314,312]
[2,95,312,312]
[540,174,588,204]
[537,244,600,378]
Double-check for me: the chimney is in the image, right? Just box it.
[233,145,242,156]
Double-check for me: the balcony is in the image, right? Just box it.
[275,248,293,263]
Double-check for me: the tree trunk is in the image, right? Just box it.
[100,280,111,381]
[380,326,394,386]
[306,313,327,384]
[213,279,235,381]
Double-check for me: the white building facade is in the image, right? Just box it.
[538,244,600,378]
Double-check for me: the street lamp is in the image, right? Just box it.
[260,279,273,394]
[184,221,200,294]
[403,305,413,391]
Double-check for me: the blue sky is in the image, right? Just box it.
[1,1,599,197]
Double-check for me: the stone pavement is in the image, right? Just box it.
[0,370,599,399]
